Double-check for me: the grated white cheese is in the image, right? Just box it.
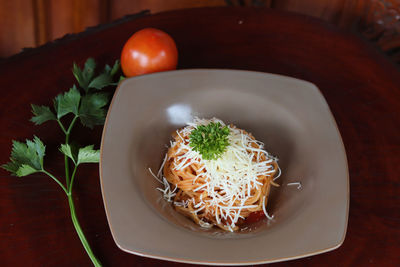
[198,219,213,228]
[150,117,280,229]
[150,167,177,202]
[287,182,302,190]
[262,195,274,220]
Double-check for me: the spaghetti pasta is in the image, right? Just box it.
[151,117,280,232]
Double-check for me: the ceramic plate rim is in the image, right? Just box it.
[99,69,349,265]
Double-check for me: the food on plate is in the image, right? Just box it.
[150,117,280,231]
[121,28,178,77]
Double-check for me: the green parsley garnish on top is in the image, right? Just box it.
[189,122,230,160]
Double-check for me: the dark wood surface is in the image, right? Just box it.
[1,7,399,267]
[3,0,400,60]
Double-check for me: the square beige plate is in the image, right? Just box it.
[100,69,349,265]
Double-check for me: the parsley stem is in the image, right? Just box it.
[68,164,78,194]
[65,137,70,189]
[57,119,67,135]
[64,115,78,189]
[41,170,68,195]
[68,194,102,267]
[66,115,78,135]
[63,114,100,266]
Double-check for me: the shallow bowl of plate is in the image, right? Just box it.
[100,69,349,265]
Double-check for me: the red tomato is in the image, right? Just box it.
[120,28,178,77]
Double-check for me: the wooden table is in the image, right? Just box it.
[1,7,399,266]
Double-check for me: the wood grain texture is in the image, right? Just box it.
[1,0,400,61]
[110,0,225,19]
[272,0,400,64]
[33,0,51,46]
[1,7,400,266]
[0,0,36,57]
[0,0,226,57]
[361,0,400,61]
[48,0,102,40]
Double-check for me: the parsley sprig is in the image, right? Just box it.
[189,122,230,160]
[2,58,122,267]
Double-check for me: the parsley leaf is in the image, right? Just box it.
[60,144,99,165]
[54,85,81,119]
[16,165,39,177]
[77,145,100,164]
[110,60,120,77]
[60,143,78,164]
[31,105,56,125]
[88,60,120,90]
[78,92,109,128]
[189,122,230,160]
[2,58,120,267]
[110,75,125,86]
[88,73,113,90]
[32,59,119,130]
[2,136,45,176]
[73,58,121,91]
[73,58,96,92]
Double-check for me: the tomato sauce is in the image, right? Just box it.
[244,211,265,224]
[236,211,266,230]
